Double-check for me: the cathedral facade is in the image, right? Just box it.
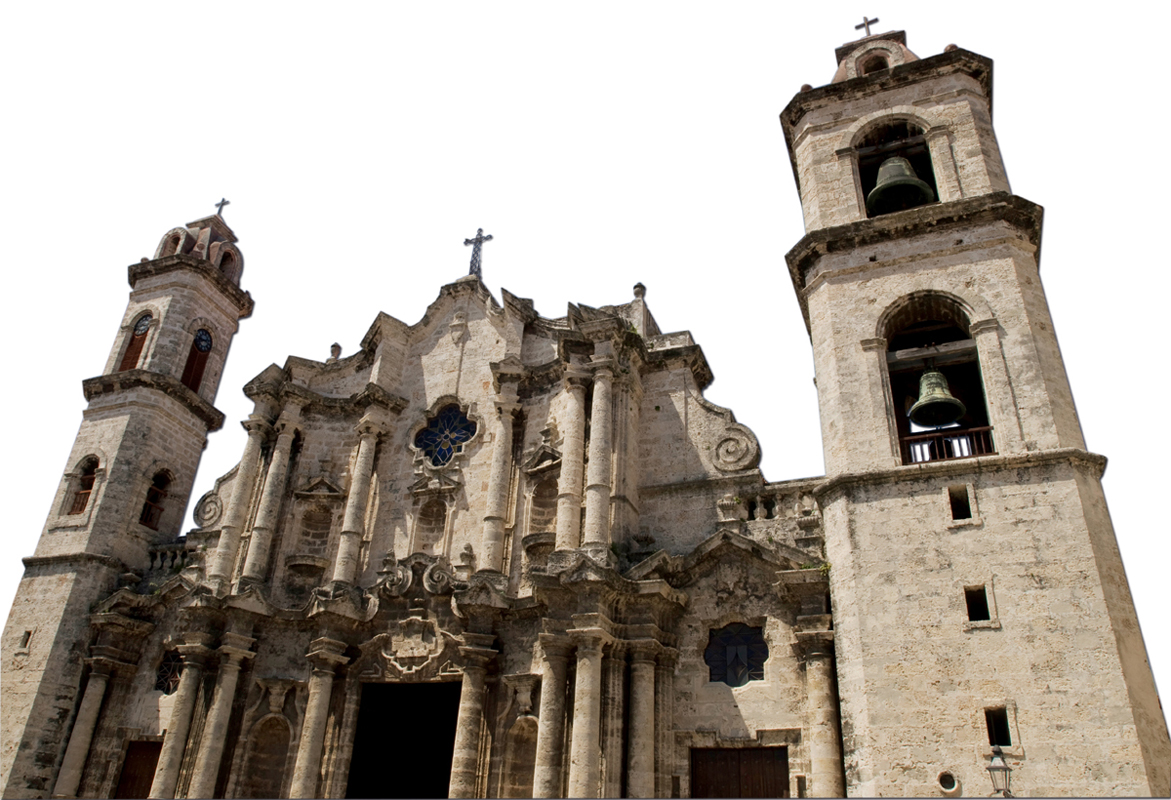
[3,32,1168,799]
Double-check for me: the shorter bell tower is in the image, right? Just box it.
[781,31,1170,796]
[1,213,253,797]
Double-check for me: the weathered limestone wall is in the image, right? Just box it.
[824,457,1165,797]
[790,68,1008,233]
[805,219,1084,476]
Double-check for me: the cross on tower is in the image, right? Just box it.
[855,16,879,36]
[215,198,230,217]
[464,228,493,279]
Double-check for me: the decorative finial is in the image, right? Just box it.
[855,16,879,36]
[327,343,341,363]
[215,198,230,217]
[464,228,493,279]
[633,282,646,299]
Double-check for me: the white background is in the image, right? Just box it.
[2,2,1167,729]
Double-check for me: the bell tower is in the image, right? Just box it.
[782,32,1169,796]
[1,213,253,797]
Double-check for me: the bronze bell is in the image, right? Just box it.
[909,368,966,428]
[866,156,936,216]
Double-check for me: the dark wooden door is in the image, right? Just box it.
[113,740,162,799]
[691,747,789,798]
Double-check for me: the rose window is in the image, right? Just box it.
[414,405,477,466]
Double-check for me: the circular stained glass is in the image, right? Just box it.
[133,314,152,336]
[414,405,477,466]
[194,329,212,353]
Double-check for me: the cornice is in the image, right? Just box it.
[129,254,254,318]
[82,369,225,431]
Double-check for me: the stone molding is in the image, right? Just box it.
[82,369,226,430]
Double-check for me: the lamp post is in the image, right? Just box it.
[986,745,1013,797]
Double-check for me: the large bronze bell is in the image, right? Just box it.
[909,368,966,428]
[866,156,935,215]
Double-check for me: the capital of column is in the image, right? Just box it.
[970,317,1001,336]
[563,366,591,391]
[175,643,214,670]
[83,656,121,679]
[656,646,679,669]
[355,412,387,439]
[305,637,349,672]
[626,639,660,664]
[795,629,835,659]
[568,627,613,656]
[589,356,615,378]
[241,416,273,438]
[495,399,522,416]
[859,337,887,352]
[537,633,573,662]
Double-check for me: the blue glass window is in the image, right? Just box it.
[704,623,768,687]
[415,405,477,466]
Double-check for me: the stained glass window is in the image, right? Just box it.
[414,405,477,467]
[154,650,182,694]
[704,622,768,687]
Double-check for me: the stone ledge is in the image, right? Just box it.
[129,254,254,318]
[82,369,225,431]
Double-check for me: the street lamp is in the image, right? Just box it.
[986,745,1013,797]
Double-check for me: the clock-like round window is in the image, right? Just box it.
[133,314,152,336]
[193,329,213,353]
[414,405,477,466]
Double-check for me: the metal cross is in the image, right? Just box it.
[215,198,230,217]
[855,16,879,36]
[464,228,493,279]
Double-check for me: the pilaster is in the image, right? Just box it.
[186,631,256,799]
[289,637,349,799]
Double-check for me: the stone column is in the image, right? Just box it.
[601,644,625,799]
[289,638,349,799]
[533,635,572,799]
[971,318,1025,454]
[581,358,614,563]
[567,630,609,798]
[148,640,212,799]
[481,400,519,573]
[610,366,642,548]
[240,411,299,585]
[51,659,115,799]
[627,643,658,799]
[331,422,380,589]
[207,416,270,591]
[654,649,677,798]
[187,633,256,799]
[798,632,845,798]
[449,634,497,798]
[554,369,590,552]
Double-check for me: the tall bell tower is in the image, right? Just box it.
[781,32,1169,796]
[1,213,253,797]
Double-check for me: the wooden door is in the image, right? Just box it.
[113,740,162,799]
[690,747,789,798]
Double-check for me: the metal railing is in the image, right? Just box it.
[902,426,995,464]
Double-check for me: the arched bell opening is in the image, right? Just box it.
[856,120,938,218]
[882,295,995,464]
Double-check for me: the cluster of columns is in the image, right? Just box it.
[532,631,675,799]
[553,353,617,561]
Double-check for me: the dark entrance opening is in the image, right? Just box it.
[691,747,790,798]
[346,681,463,799]
[113,740,162,799]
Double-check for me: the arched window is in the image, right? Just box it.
[118,314,152,372]
[139,472,171,530]
[242,717,291,799]
[414,405,477,466]
[884,295,994,464]
[415,498,447,554]
[68,457,99,515]
[180,329,213,393]
[528,478,558,533]
[154,650,182,694]
[859,53,889,75]
[856,120,937,217]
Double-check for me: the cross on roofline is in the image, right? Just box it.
[215,198,230,217]
[855,16,879,36]
[464,228,493,279]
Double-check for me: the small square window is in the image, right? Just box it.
[965,586,991,621]
[948,485,972,520]
[985,707,1011,746]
